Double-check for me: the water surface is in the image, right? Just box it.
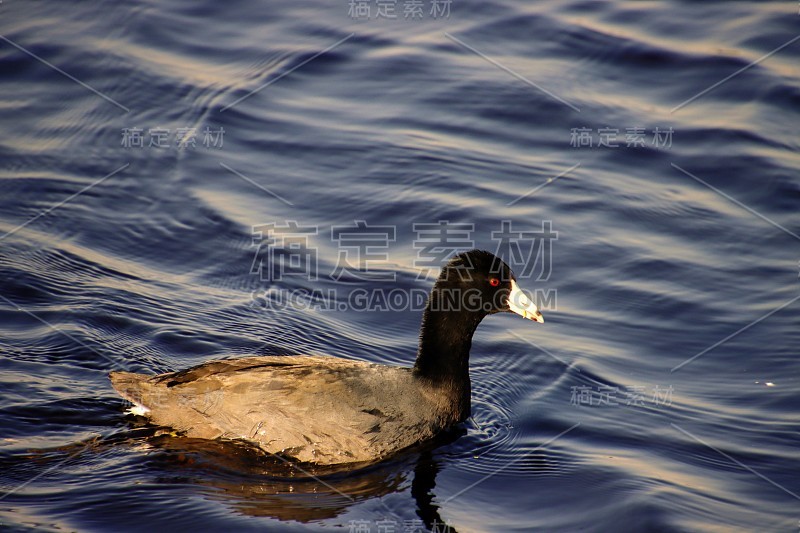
[1,0,799,531]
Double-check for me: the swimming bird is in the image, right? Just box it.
[109,250,543,466]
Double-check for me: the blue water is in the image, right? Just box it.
[1,1,799,531]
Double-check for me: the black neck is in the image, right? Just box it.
[413,287,486,402]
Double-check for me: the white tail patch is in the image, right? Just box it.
[125,403,151,416]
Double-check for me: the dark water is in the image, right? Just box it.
[1,0,799,531]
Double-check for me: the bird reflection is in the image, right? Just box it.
[123,424,462,529]
[412,451,450,531]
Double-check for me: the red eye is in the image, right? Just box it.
[489,278,500,287]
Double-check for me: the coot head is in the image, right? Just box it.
[432,249,544,323]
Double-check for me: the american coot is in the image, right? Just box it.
[110,250,543,466]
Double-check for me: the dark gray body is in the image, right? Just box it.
[110,355,463,465]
